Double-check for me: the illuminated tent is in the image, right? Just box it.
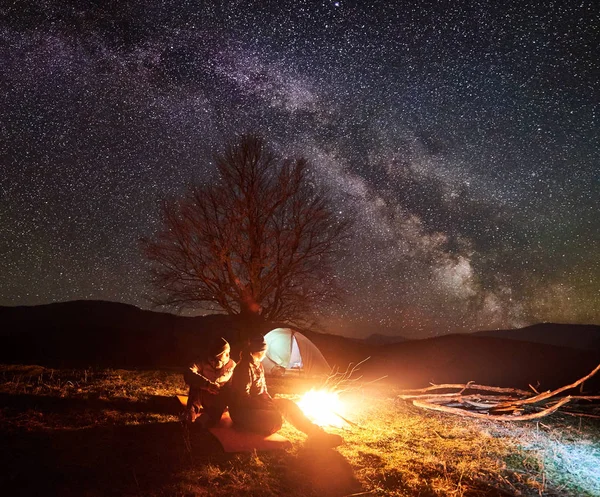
[263,328,331,376]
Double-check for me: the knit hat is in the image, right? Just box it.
[208,337,230,358]
[247,335,268,353]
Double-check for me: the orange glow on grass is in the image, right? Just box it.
[297,389,345,428]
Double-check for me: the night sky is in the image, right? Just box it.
[1,1,599,338]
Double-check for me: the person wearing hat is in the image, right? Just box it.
[229,335,343,449]
[183,337,236,427]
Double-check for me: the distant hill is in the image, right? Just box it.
[359,333,408,346]
[364,333,600,391]
[0,300,245,368]
[1,301,599,392]
[472,323,600,350]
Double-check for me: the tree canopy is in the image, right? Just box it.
[142,135,351,324]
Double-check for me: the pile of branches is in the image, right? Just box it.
[398,363,600,421]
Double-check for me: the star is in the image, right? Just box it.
[1,0,598,338]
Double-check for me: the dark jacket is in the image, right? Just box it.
[229,355,273,411]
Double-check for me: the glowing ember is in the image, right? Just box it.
[297,389,345,427]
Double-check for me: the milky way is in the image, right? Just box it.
[1,1,598,338]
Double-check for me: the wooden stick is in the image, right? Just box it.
[458,380,475,395]
[333,411,363,429]
[398,383,531,396]
[463,400,512,409]
[489,405,523,414]
[362,375,388,385]
[412,396,571,421]
[495,363,600,408]
[399,393,517,402]
[559,410,600,419]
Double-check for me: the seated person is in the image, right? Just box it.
[183,337,236,427]
[229,336,343,449]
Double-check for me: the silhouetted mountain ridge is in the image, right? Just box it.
[1,300,243,368]
[363,332,600,391]
[359,333,408,346]
[1,301,599,391]
[472,323,600,350]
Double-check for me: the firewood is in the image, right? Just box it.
[412,396,572,421]
[398,383,531,396]
[558,410,600,419]
[399,393,517,402]
[463,400,505,409]
[495,363,600,409]
[403,363,600,420]
[570,395,600,401]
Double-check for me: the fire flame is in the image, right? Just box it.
[297,389,345,428]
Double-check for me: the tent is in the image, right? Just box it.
[263,328,331,376]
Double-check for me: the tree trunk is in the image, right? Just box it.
[237,307,265,344]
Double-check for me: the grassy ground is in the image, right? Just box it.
[1,364,599,497]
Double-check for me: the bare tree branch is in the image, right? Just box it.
[141,134,352,325]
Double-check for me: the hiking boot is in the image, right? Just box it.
[306,430,343,449]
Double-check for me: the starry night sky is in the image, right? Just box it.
[1,0,599,338]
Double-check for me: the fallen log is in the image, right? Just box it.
[570,395,600,401]
[412,396,572,421]
[558,410,600,419]
[398,383,531,397]
[404,363,600,420]
[463,400,509,409]
[495,363,600,409]
[398,393,517,402]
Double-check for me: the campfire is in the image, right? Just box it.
[295,358,377,428]
[297,389,345,428]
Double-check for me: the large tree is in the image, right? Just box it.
[142,135,351,325]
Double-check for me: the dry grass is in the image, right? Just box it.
[1,364,599,496]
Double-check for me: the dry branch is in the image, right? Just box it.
[495,363,600,409]
[559,410,600,419]
[412,396,572,421]
[398,393,518,402]
[323,357,369,393]
[403,362,600,421]
[463,400,517,410]
[398,383,531,397]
